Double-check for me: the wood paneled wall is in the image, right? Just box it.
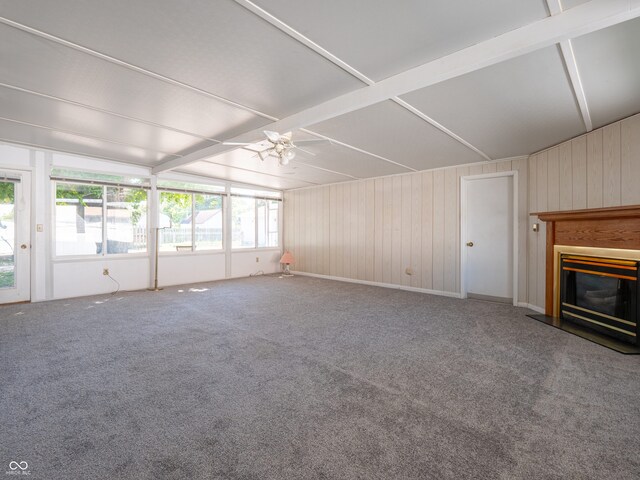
[284,158,528,302]
[528,113,640,309]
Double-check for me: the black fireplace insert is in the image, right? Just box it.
[560,255,639,345]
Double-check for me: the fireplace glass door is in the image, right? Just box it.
[560,255,638,344]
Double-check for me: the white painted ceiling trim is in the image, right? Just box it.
[154,0,640,174]
[559,39,593,131]
[198,160,319,186]
[296,129,416,173]
[291,160,359,180]
[0,83,223,143]
[233,0,493,163]
[546,0,593,132]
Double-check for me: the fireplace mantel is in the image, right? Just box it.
[532,205,640,316]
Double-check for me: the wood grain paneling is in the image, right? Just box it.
[411,174,422,288]
[603,122,621,207]
[286,160,527,298]
[554,219,640,249]
[432,170,445,291]
[374,179,383,282]
[587,129,603,209]
[547,147,560,212]
[621,115,640,205]
[421,171,433,290]
[571,136,587,209]
[528,113,640,310]
[558,142,572,210]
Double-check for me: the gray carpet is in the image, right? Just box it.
[1,275,639,479]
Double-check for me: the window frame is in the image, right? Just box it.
[52,180,150,260]
[157,189,224,254]
[230,194,281,251]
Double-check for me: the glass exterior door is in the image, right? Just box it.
[0,172,30,304]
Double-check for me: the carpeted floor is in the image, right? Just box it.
[1,275,639,479]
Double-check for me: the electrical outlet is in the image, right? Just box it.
[103,268,109,276]
[256,257,260,263]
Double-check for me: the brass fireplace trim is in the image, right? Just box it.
[552,245,640,318]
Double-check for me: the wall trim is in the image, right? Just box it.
[291,271,463,298]
[518,302,545,313]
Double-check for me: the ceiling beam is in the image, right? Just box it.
[546,0,594,132]
[153,0,640,174]
[233,0,493,163]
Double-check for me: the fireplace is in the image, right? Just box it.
[560,254,638,344]
[533,206,640,352]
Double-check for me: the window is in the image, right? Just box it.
[231,191,280,249]
[231,197,256,249]
[257,199,279,248]
[55,182,147,256]
[158,191,222,252]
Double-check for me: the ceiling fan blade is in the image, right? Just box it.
[223,141,253,146]
[264,130,281,143]
[240,146,266,154]
[294,139,330,145]
[294,146,316,156]
[280,131,293,142]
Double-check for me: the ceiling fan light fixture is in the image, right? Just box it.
[284,149,296,161]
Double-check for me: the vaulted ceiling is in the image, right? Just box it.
[1,0,639,189]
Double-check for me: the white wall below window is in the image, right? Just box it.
[52,257,150,299]
[231,249,281,278]
[158,252,226,287]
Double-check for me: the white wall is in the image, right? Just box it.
[285,158,528,303]
[527,112,640,309]
[0,143,283,302]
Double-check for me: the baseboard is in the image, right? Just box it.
[290,271,462,299]
[518,302,545,313]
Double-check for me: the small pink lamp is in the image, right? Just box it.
[279,251,295,276]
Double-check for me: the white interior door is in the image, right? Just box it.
[463,174,514,303]
[0,171,31,304]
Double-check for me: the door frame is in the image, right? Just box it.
[460,171,518,306]
[0,167,32,304]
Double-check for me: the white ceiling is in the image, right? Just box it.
[0,0,639,190]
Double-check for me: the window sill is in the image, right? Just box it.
[230,247,281,253]
[52,252,150,263]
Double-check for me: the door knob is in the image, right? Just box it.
[20,244,28,249]
[466,241,474,247]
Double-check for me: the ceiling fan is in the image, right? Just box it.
[223,131,318,166]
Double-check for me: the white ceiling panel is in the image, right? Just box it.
[0,0,364,117]
[0,25,270,141]
[0,118,168,166]
[0,85,215,157]
[571,17,640,129]
[400,46,586,158]
[178,162,311,191]
[251,0,550,81]
[200,148,353,185]
[560,0,591,10]
[285,137,410,178]
[308,101,485,170]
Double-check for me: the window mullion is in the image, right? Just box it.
[102,185,107,256]
[192,193,196,252]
